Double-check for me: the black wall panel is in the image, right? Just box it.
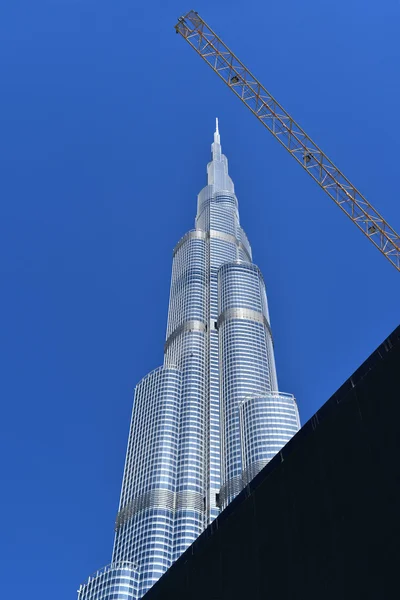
[144,326,400,600]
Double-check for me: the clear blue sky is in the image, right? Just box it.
[1,1,399,597]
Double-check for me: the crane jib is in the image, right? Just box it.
[174,10,400,272]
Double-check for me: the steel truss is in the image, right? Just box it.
[175,10,400,271]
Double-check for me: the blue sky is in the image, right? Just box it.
[1,1,399,597]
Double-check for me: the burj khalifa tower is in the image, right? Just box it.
[78,121,300,600]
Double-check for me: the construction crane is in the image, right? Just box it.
[175,10,400,272]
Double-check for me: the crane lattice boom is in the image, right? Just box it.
[175,10,400,272]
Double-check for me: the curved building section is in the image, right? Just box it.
[78,563,140,600]
[112,367,181,598]
[166,325,207,561]
[218,261,276,506]
[239,393,300,484]
[167,232,207,336]
[164,228,208,560]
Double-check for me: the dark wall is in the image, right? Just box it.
[144,326,400,600]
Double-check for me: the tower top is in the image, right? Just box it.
[208,118,234,192]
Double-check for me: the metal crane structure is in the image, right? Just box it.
[175,10,400,272]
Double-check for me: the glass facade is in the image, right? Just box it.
[78,563,139,600]
[78,119,300,600]
[239,393,301,485]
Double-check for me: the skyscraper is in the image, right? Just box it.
[78,121,300,600]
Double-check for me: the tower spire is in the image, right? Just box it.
[214,117,220,144]
[208,117,234,192]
